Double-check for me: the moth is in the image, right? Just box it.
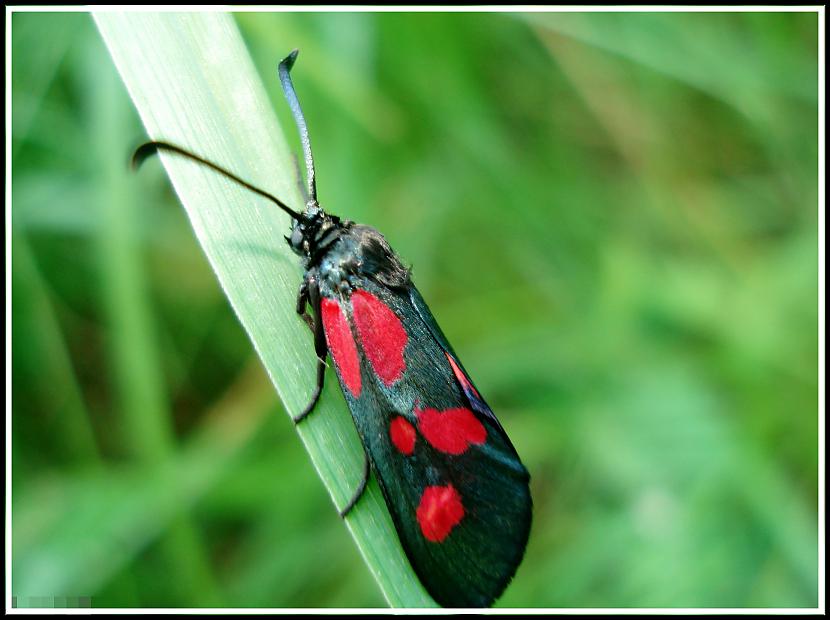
[134,50,531,608]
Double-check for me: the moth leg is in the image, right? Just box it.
[295,276,368,516]
[295,280,314,332]
[339,453,371,518]
[293,358,325,424]
[293,278,326,424]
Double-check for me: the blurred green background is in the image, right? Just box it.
[10,10,819,608]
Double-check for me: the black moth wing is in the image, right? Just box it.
[329,276,532,608]
[408,286,511,438]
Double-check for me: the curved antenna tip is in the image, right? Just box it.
[131,141,160,171]
[280,49,299,72]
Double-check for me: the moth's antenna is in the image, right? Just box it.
[278,49,317,205]
[132,141,302,221]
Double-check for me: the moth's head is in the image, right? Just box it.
[287,200,342,258]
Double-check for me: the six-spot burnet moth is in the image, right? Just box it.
[132,49,532,608]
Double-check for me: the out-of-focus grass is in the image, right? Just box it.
[10,10,819,608]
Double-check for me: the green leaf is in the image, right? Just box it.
[93,12,434,608]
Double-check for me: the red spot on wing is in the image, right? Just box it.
[321,298,361,397]
[445,352,480,398]
[415,404,487,455]
[417,484,465,543]
[351,290,407,386]
[389,416,416,455]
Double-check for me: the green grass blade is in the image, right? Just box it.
[93,11,434,608]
